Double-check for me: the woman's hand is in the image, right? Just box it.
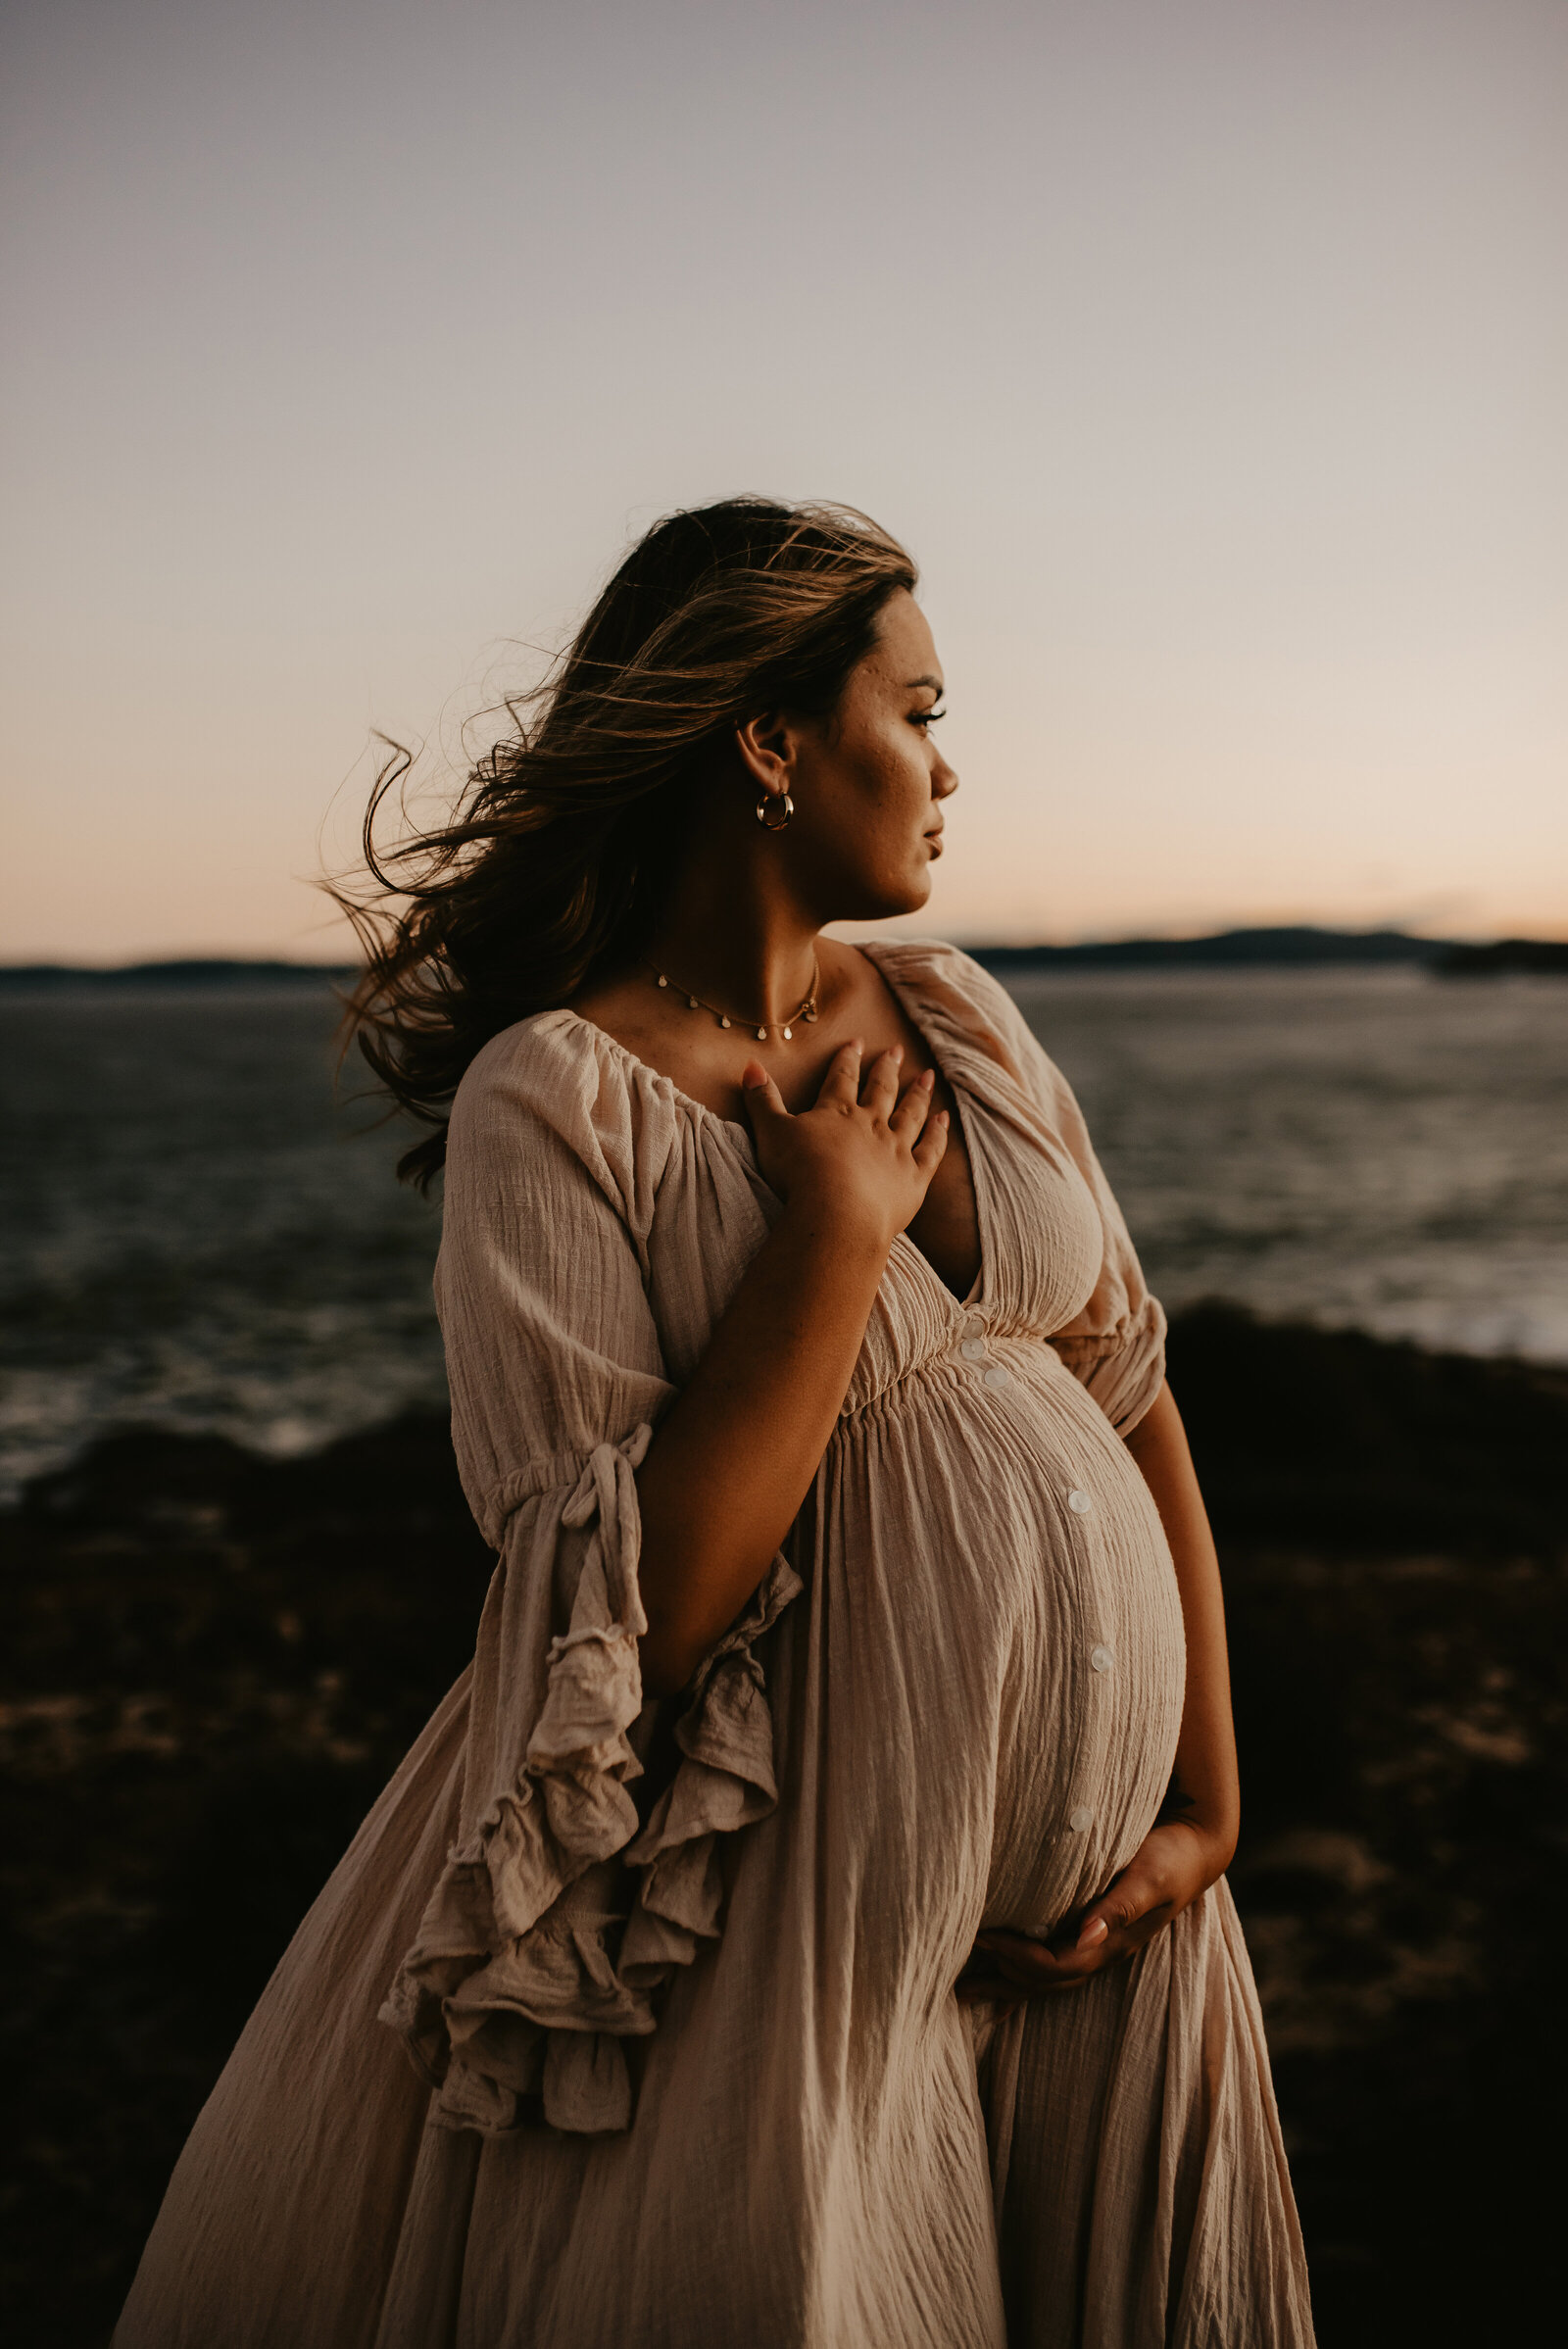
[956,1813,1231,2005]
[743,1040,949,1248]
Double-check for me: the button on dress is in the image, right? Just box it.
[113,941,1314,2349]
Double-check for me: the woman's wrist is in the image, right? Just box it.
[777,1180,900,1266]
[1155,1767,1238,1873]
[1156,1807,1238,1885]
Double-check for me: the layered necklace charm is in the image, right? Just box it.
[646,956,821,1043]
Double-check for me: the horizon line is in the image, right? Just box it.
[6,921,1568,981]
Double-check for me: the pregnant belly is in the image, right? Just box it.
[811,1344,1185,1965]
[950,1344,1187,1938]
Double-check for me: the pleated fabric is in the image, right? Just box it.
[113,940,1313,2348]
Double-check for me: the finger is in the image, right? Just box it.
[978,1927,1124,1994]
[889,1066,936,1140]
[977,1930,1084,1984]
[987,1944,1096,1994]
[1074,1899,1173,1960]
[859,1045,903,1118]
[911,1108,950,1173]
[1072,1858,1164,1953]
[816,1039,863,1108]
[955,1949,1026,2006]
[740,1062,788,1122]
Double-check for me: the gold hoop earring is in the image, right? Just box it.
[756,790,794,832]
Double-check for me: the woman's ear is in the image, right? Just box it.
[733,709,796,795]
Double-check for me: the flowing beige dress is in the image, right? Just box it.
[114,940,1315,2349]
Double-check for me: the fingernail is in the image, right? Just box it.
[1077,1917,1108,1949]
[935,1109,950,1126]
[919,1068,935,1089]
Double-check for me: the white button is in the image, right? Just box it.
[962,1311,987,1341]
[960,1338,985,1360]
[1069,1806,1093,1834]
[1067,1489,1093,1514]
[983,1364,1011,1391]
[1090,1644,1114,1674]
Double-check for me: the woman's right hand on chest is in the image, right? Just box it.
[741,1041,949,1249]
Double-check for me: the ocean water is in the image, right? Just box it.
[1,969,1564,1503]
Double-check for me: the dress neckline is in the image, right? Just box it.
[555,939,989,1313]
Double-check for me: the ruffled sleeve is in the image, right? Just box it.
[378,1016,800,2136]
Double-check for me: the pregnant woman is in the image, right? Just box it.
[115,500,1313,2346]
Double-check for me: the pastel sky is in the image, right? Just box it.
[3,0,1564,959]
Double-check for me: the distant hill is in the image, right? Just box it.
[2,932,1565,989]
[0,959,357,991]
[1428,938,1568,978]
[966,928,1568,976]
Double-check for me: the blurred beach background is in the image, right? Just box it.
[3,0,1565,2342]
[3,961,1567,1505]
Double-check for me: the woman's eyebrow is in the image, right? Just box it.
[905,673,946,695]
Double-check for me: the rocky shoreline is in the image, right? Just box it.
[4,1304,1566,2343]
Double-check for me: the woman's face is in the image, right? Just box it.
[775,589,957,921]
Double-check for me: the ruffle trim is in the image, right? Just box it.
[379,1424,801,2136]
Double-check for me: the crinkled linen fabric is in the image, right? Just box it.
[113,941,1314,2349]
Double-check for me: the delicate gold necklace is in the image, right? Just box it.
[645,954,821,1043]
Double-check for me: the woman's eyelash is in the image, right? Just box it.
[913,707,947,727]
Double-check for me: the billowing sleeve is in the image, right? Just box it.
[947,951,1168,1436]
[377,1021,800,2137]
[1037,1087,1168,1436]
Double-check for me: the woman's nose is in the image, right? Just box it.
[932,752,958,800]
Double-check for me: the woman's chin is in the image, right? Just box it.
[887,860,936,916]
[829,864,935,924]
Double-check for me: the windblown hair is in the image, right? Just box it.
[333,497,916,1188]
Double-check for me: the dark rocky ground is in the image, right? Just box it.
[3,1304,1565,2344]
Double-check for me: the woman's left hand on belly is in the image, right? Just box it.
[957,1814,1230,2002]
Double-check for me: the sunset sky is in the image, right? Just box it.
[3,0,1564,960]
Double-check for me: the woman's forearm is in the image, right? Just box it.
[1125,1382,1241,1865]
[635,1198,888,1694]
[633,1041,947,1697]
